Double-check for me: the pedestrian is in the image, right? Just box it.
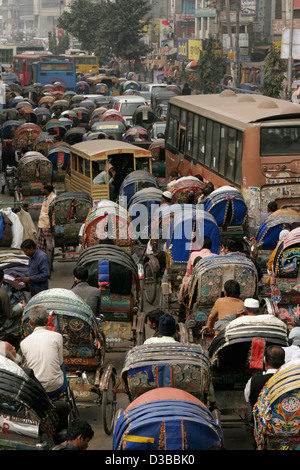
[19,238,50,296]
[37,184,56,267]
[244,345,285,409]
[71,266,101,317]
[53,418,94,450]
[182,82,191,95]
[144,313,178,344]
[1,140,17,194]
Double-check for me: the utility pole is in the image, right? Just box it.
[235,0,241,88]
[287,0,294,100]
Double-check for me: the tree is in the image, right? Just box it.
[58,0,102,53]
[197,35,227,93]
[262,44,286,98]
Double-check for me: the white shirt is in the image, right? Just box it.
[143,336,178,344]
[244,368,278,403]
[20,326,64,393]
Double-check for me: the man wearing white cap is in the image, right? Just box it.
[282,327,300,363]
[244,298,260,315]
[161,191,172,204]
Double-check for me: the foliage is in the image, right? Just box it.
[58,0,151,66]
[196,35,227,93]
[262,44,286,98]
[48,31,70,55]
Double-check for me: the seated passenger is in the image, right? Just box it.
[145,309,165,339]
[201,279,245,335]
[71,266,101,317]
[20,305,67,398]
[244,345,285,410]
[92,163,116,200]
[144,313,178,344]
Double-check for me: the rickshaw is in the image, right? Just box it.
[262,227,300,330]
[251,210,300,269]
[151,90,177,117]
[90,107,108,126]
[94,83,110,96]
[49,191,93,257]
[64,127,86,145]
[69,95,85,108]
[127,187,163,242]
[0,108,18,125]
[253,360,300,450]
[169,176,204,204]
[161,206,220,314]
[0,249,30,347]
[100,109,125,125]
[122,80,140,92]
[123,126,150,143]
[34,132,55,155]
[118,170,159,208]
[62,90,76,103]
[60,109,80,127]
[80,200,134,252]
[113,387,223,450]
[76,244,141,351]
[208,315,288,422]
[0,120,21,140]
[0,356,59,450]
[34,107,51,128]
[186,254,259,342]
[203,186,248,228]
[72,107,91,129]
[44,120,67,140]
[22,288,117,435]
[50,99,69,115]
[58,117,73,131]
[86,75,120,96]
[90,121,126,141]
[13,123,42,151]
[64,140,153,202]
[14,152,53,209]
[132,105,155,131]
[75,81,90,95]
[38,95,55,108]
[17,107,37,124]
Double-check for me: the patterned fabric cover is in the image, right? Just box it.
[113,388,223,450]
[188,255,258,307]
[22,289,103,363]
[170,177,204,205]
[121,343,211,402]
[253,361,300,450]
[119,170,159,207]
[255,215,300,250]
[203,188,247,227]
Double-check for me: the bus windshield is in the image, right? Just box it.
[261,126,300,156]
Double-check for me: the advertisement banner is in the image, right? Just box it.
[241,0,257,16]
[281,28,300,59]
[177,38,189,60]
[153,70,165,84]
[188,39,203,61]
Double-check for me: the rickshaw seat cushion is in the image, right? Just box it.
[98,259,109,284]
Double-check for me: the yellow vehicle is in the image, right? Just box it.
[68,54,99,74]
[86,74,120,95]
[65,140,152,200]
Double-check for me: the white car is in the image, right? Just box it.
[141,83,168,93]
[112,96,147,126]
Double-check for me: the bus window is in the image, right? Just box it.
[261,126,300,155]
[192,114,199,160]
[166,116,179,149]
[235,131,243,185]
[198,117,206,164]
[212,122,221,172]
[186,112,193,158]
[205,119,213,167]
[181,110,187,127]
[219,125,228,176]
[179,128,186,156]
[226,128,237,182]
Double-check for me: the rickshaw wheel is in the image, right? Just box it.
[102,368,117,435]
[144,261,157,305]
[66,384,80,420]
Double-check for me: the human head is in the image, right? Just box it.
[146,309,164,331]
[194,174,203,182]
[267,201,278,213]
[265,345,285,369]
[162,190,172,204]
[20,238,37,257]
[202,235,212,250]
[29,305,48,328]
[288,327,300,346]
[221,237,243,254]
[73,266,89,282]
[206,182,214,191]
[158,313,176,336]
[170,170,179,181]
[244,298,259,315]
[42,184,54,196]
[224,279,240,298]
[66,419,94,450]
